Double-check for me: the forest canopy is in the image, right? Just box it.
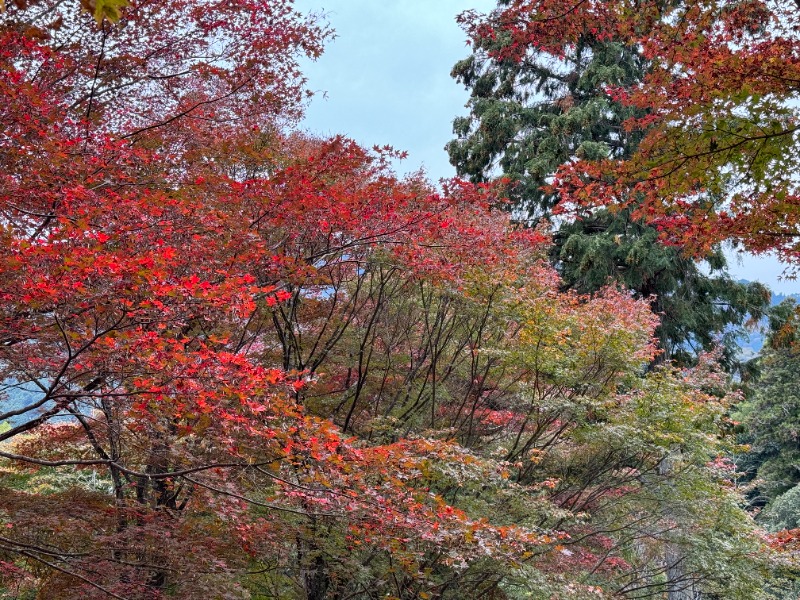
[0,1,798,599]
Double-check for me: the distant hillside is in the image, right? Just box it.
[1,383,74,427]
[1,384,45,427]
[737,284,800,357]
[772,290,800,305]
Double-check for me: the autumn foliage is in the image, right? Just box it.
[458,0,800,265]
[0,1,775,599]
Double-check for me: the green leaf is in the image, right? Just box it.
[81,0,129,24]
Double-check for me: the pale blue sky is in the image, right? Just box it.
[293,0,797,294]
[294,0,494,179]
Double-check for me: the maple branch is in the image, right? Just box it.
[537,0,590,23]
[0,451,113,468]
[83,22,109,134]
[0,546,130,600]
[0,450,265,480]
[0,403,69,443]
[0,449,375,505]
[182,474,340,518]
[0,314,129,442]
[491,0,591,25]
[66,404,115,462]
[120,78,254,141]
[71,68,197,111]
[634,124,800,180]
[0,389,54,422]
[301,213,450,265]
[615,555,706,599]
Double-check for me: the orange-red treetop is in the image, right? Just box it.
[2,3,748,597]
[460,0,800,266]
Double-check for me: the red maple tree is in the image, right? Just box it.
[0,2,767,598]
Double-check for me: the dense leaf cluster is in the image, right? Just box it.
[448,0,772,369]
[0,0,795,599]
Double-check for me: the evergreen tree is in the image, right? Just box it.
[738,300,800,511]
[448,2,769,366]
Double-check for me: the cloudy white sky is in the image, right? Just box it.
[293,0,797,294]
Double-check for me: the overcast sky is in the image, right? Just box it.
[293,0,796,294]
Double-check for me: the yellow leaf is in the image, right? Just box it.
[81,0,129,24]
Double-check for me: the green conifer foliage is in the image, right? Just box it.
[739,300,800,509]
[448,2,769,366]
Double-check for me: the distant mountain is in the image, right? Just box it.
[771,291,800,306]
[1,383,45,426]
[1,382,74,427]
[736,282,799,356]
